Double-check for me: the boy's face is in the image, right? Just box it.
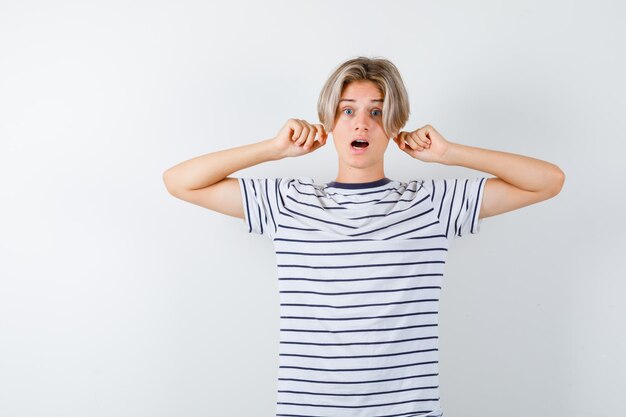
[331,80,391,172]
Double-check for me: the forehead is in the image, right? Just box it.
[339,81,384,104]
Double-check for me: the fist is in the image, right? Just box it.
[393,124,451,163]
[273,118,328,159]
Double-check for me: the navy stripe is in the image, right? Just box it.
[349,208,434,238]
[273,234,445,243]
[323,187,407,199]
[281,310,438,322]
[280,323,438,334]
[279,285,441,296]
[280,335,438,347]
[278,182,286,207]
[278,371,438,385]
[353,195,431,218]
[437,180,446,219]
[454,179,469,237]
[444,179,457,238]
[276,248,447,257]
[240,179,252,233]
[275,237,376,243]
[278,384,438,397]
[430,179,435,202]
[383,220,440,240]
[280,297,441,311]
[279,224,322,232]
[250,179,263,235]
[408,234,447,240]
[330,196,408,206]
[283,206,360,229]
[276,398,437,408]
[276,407,440,417]
[278,360,438,372]
[471,177,486,233]
[286,194,337,210]
[279,273,444,283]
[277,261,445,270]
[280,347,438,360]
[264,178,277,234]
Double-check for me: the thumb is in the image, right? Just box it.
[309,139,325,152]
[393,135,404,150]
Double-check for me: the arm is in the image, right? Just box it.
[162,138,279,218]
[393,125,565,219]
[162,119,328,218]
[442,143,565,219]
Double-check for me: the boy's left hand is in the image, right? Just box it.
[393,124,452,164]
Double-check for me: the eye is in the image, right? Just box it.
[342,108,353,116]
[371,109,382,116]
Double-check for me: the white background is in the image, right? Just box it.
[1,1,624,416]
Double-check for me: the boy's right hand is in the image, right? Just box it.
[272,118,328,159]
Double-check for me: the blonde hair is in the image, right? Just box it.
[317,56,410,139]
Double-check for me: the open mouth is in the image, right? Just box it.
[351,139,369,149]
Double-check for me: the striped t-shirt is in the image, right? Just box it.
[238,176,487,417]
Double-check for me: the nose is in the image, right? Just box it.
[353,111,370,131]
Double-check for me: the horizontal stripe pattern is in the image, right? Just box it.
[237,176,487,417]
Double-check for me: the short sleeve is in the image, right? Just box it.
[238,177,286,238]
[426,177,488,239]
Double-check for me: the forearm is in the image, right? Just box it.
[163,138,279,191]
[442,142,565,193]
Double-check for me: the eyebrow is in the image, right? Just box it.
[338,98,384,103]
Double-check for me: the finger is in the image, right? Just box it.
[406,133,418,150]
[423,124,435,137]
[417,130,431,146]
[400,139,409,151]
[291,120,302,142]
[395,134,402,149]
[398,132,406,149]
[296,122,309,146]
[414,135,428,149]
[316,124,328,145]
[304,124,317,149]
[309,138,324,151]
[407,134,424,151]
[400,135,408,150]
[411,141,424,151]
[416,131,430,148]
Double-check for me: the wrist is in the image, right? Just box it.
[441,142,462,166]
[260,137,284,161]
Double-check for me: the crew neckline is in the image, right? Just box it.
[325,177,392,189]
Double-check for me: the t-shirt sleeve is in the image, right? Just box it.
[427,177,488,239]
[238,177,286,238]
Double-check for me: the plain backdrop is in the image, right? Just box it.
[1,1,625,416]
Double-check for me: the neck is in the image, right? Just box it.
[334,165,386,184]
